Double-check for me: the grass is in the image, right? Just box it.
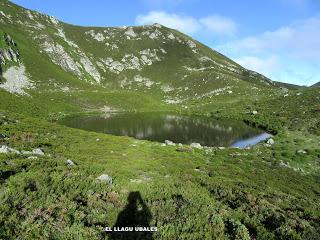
[1,89,319,239]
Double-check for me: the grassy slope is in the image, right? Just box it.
[0,0,320,239]
[1,89,320,240]
[0,0,278,118]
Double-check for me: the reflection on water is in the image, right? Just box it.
[61,112,271,148]
[231,132,273,148]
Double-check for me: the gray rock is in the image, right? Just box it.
[97,174,113,185]
[21,150,33,155]
[0,49,11,61]
[279,160,289,168]
[0,145,20,154]
[165,140,175,146]
[252,110,258,115]
[190,143,202,149]
[297,149,307,155]
[66,159,75,166]
[267,138,274,145]
[8,48,18,62]
[1,65,34,95]
[32,148,45,156]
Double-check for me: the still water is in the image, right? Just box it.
[61,112,271,148]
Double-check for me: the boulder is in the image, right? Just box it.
[165,140,175,146]
[97,174,113,185]
[190,143,202,149]
[21,150,33,155]
[32,148,45,156]
[252,111,258,115]
[0,145,20,154]
[267,138,274,145]
[66,159,75,166]
[297,149,307,155]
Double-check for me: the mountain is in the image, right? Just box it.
[274,81,307,90]
[0,0,279,117]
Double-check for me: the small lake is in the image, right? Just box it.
[60,112,272,148]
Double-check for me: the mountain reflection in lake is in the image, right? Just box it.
[61,112,270,148]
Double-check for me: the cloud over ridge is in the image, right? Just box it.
[136,11,236,36]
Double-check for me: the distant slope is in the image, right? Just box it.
[274,81,307,90]
[312,82,320,87]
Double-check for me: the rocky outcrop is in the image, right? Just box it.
[38,32,102,83]
[0,65,34,95]
[0,34,20,79]
[0,48,19,64]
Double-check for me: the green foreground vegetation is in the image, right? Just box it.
[0,0,320,239]
[1,87,319,240]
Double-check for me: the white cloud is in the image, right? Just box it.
[235,55,280,74]
[136,11,237,36]
[221,16,320,60]
[216,16,320,86]
[200,15,237,36]
[235,54,319,86]
[136,11,201,34]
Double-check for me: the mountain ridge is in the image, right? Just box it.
[0,0,277,108]
[312,82,320,87]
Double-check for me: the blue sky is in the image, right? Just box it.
[12,0,320,86]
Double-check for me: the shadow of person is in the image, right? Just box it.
[110,191,153,240]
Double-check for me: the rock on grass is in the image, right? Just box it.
[96,174,113,185]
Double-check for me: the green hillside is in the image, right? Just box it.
[0,0,320,239]
[0,0,279,117]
